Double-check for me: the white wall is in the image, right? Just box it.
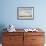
[0,0,46,29]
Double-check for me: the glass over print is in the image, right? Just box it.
[17,7,34,20]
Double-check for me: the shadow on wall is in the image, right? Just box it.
[0,24,7,43]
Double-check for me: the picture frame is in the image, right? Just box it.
[17,7,34,20]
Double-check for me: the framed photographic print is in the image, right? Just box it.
[17,7,34,20]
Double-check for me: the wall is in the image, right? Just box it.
[0,0,46,44]
[0,0,46,29]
